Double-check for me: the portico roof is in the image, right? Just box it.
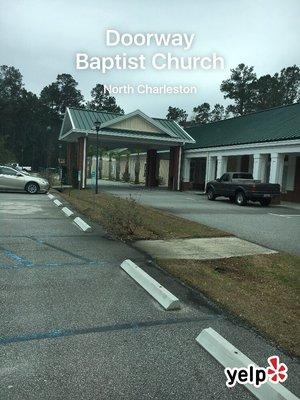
[59,107,195,150]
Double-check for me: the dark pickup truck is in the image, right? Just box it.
[206,172,281,206]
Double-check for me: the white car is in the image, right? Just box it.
[0,166,50,194]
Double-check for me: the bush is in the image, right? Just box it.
[101,196,142,241]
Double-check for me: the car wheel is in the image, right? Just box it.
[25,182,39,194]
[235,191,247,206]
[207,187,216,201]
[260,198,271,207]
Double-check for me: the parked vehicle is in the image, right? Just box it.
[8,163,32,172]
[0,166,50,194]
[206,172,281,206]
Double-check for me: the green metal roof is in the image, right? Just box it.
[62,107,193,143]
[186,103,300,149]
[69,107,122,131]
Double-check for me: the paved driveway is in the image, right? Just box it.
[0,192,299,399]
[99,180,300,256]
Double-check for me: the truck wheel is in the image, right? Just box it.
[260,198,271,207]
[235,191,247,206]
[207,188,216,201]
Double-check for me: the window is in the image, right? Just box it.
[220,173,230,182]
[0,167,18,176]
[232,173,253,179]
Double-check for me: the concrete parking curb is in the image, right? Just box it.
[120,259,180,310]
[47,193,55,199]
[196,328,298,400]
[62,207,74,217]
[53,199,62,207]
[73,217,91,231]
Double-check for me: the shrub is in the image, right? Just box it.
[101,196,142,241]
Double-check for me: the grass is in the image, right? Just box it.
[59,188,229,241]
[158,253,300,356]
[59,188,299,356]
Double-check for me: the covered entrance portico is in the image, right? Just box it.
[59,107,194,191]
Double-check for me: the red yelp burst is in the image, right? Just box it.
[267,356,288,383]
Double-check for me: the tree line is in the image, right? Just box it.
[0,63,299,167]
[0,66,123,167]
[166,64,300,126]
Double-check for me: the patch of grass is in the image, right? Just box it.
[60,188,230,241]
[158,253,300,356]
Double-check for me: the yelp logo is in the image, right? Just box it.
[225,356,288,388]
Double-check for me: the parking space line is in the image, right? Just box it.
[269,213,300,218]
[0,245,33,267]
[0,260,107,271]
[27,236,93,262]
[0,315,223,345]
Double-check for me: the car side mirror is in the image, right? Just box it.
[16,172,23,177]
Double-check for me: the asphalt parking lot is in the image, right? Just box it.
[99,180,300,256]
[0,192,299,399]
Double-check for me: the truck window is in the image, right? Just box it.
[220,173,230,182]
[232,173,253,179]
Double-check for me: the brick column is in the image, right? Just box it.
[67,142,77,187]
[145,149,158,187]
[168,146,181,191]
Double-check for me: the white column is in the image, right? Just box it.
[82,137,87,189]
[216,155,227,178]
[182,155,191,183]
[260,154,268,183]
[252,154,267,181]
[205,156,210,185]
[269,153,284,187]
[205,156,217,185]
[286,155,296,191]
[177,146,182,191]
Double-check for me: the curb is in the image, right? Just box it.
[53,199,62,207]
[73,217,91,232]
[196,328,298,400]
[120,259,180,310]
[62,207,74,217]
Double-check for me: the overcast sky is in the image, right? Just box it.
[0,0,299,118]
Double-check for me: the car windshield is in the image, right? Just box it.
[232,173,253,179]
